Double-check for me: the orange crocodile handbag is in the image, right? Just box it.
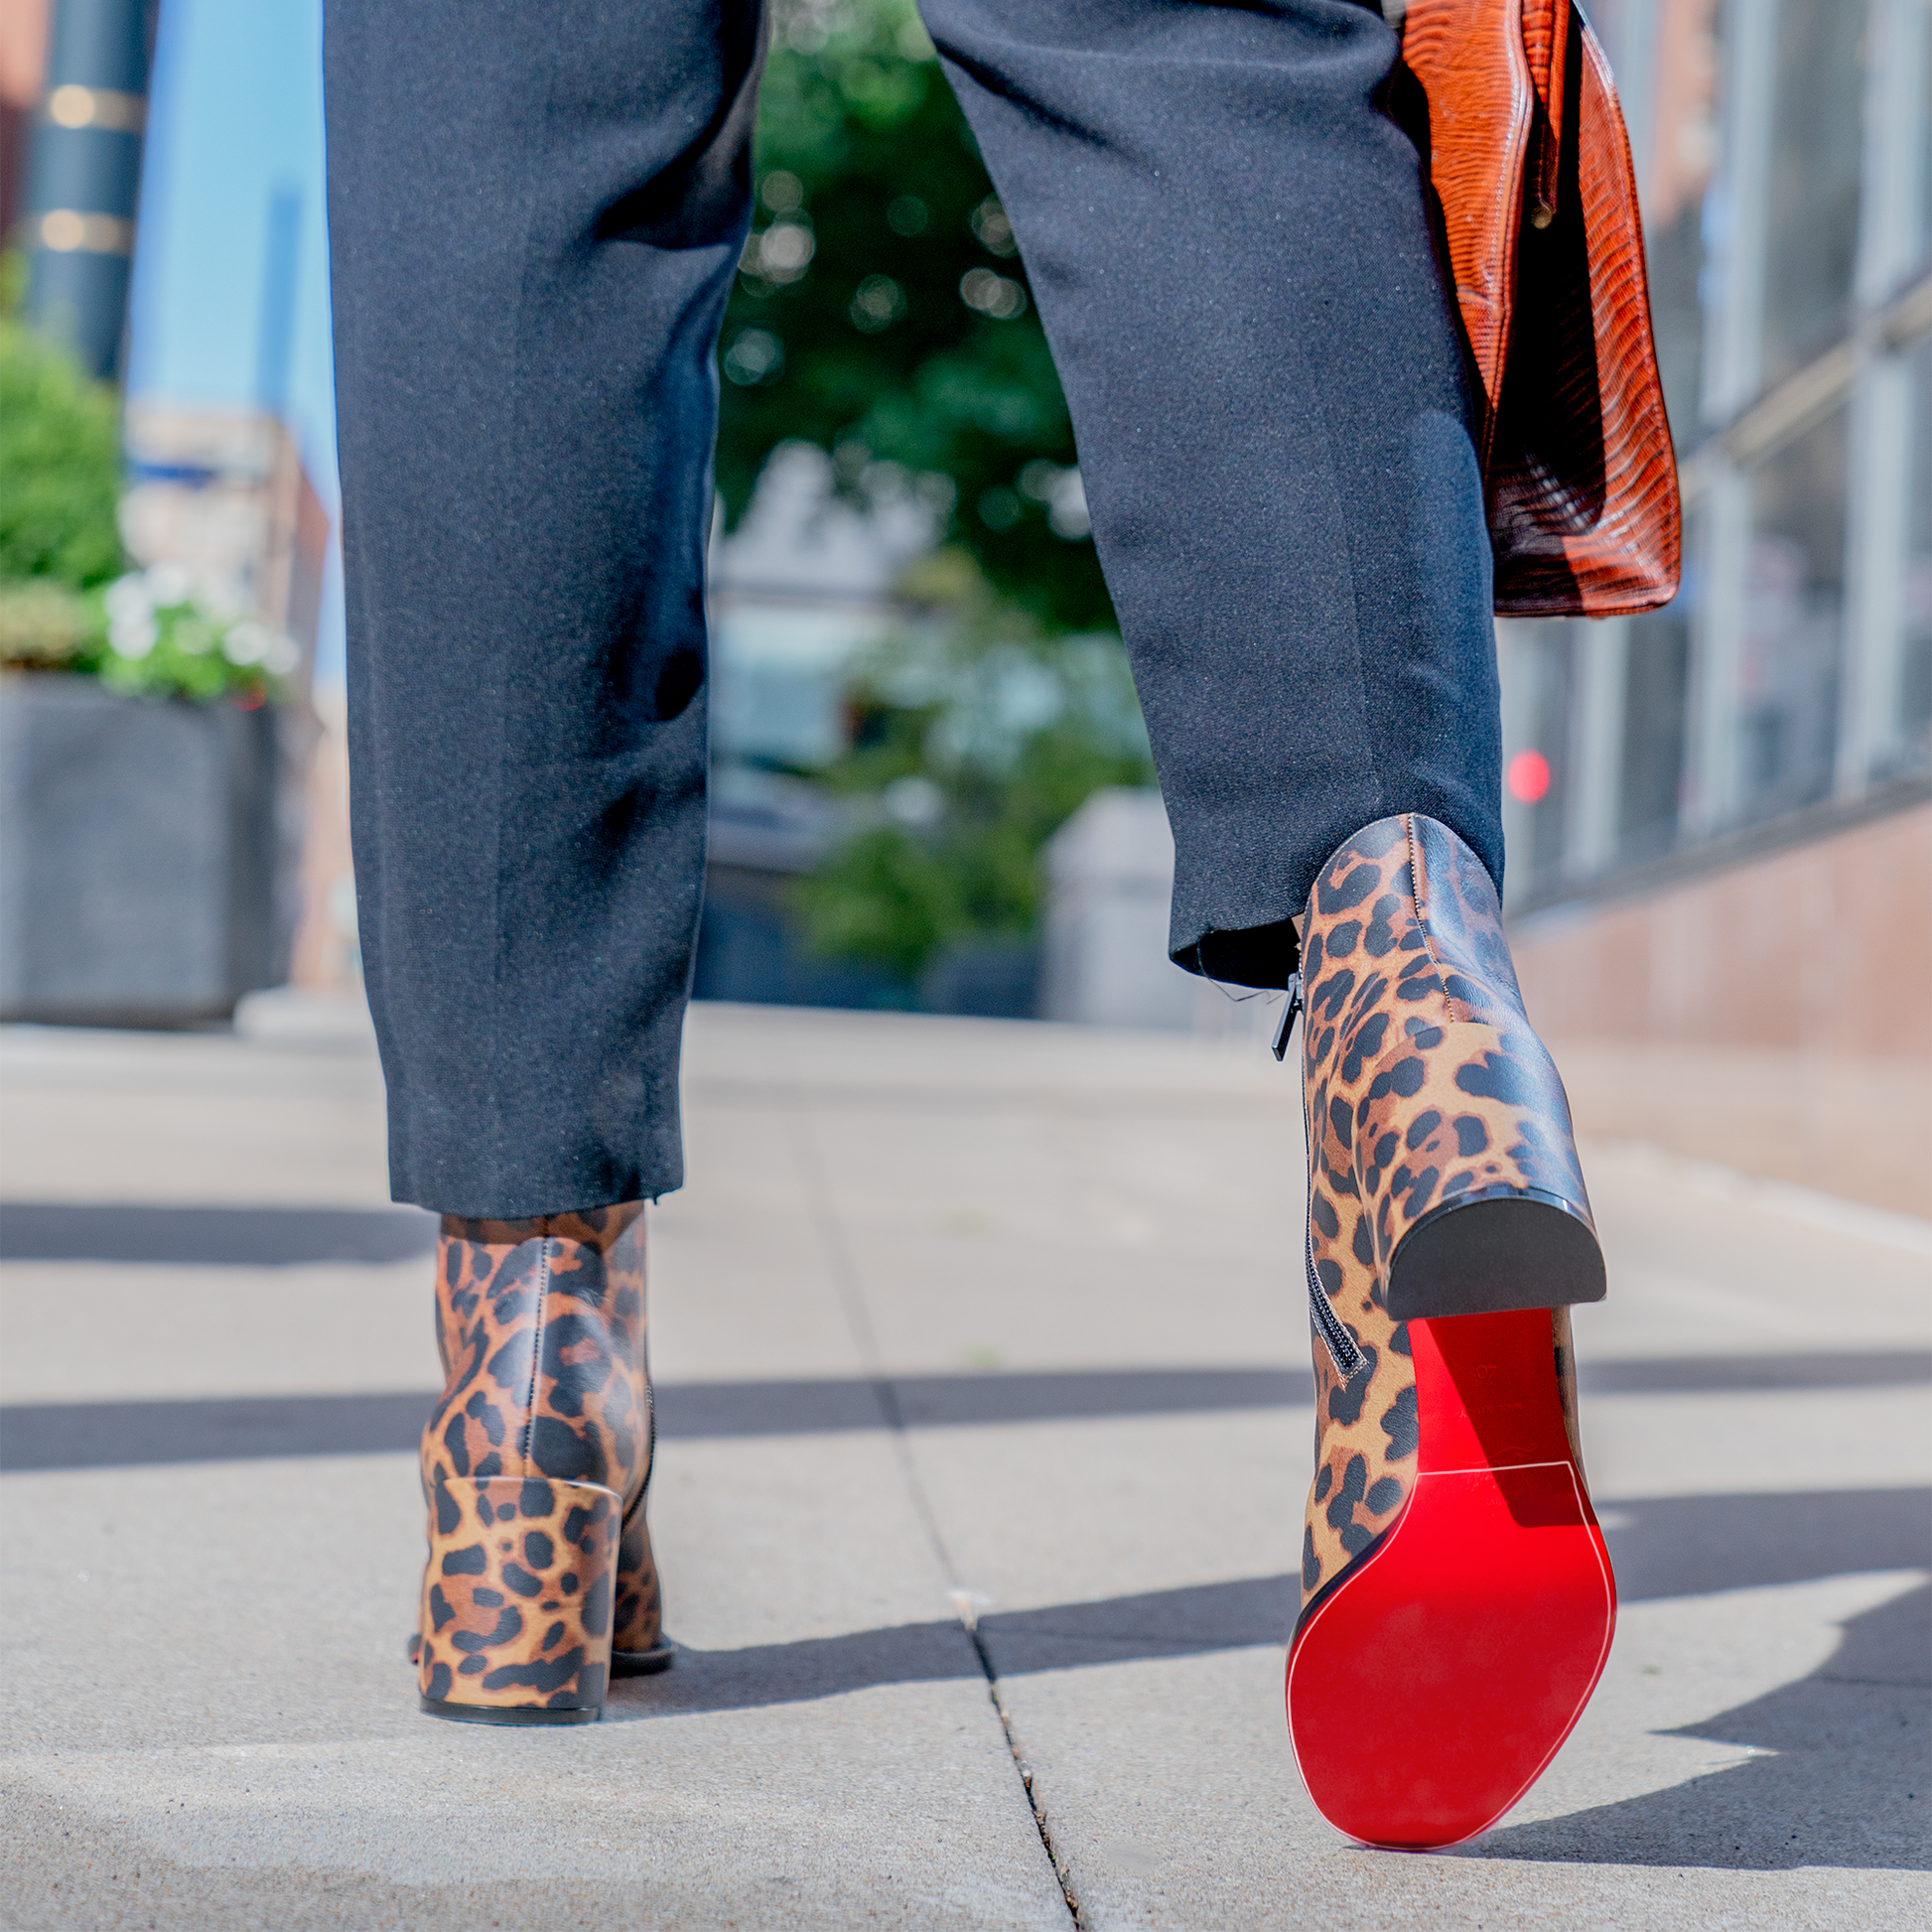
[1398,0,1682,616]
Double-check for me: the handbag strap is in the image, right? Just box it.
[1521,0,1569,229]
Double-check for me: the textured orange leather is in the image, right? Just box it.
[1400,0,1681,616]
[1399,0,1533,414]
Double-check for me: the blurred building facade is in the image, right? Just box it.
[694,443,933,1010]
[0,0,50,242]
[13,0,154,378]
[1500,0,1932,1216]
[120,402,329,674]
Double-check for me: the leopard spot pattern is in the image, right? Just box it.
[417,1474,618,1711]
[1298,814,1594,1607]
[418,1201,664,1708]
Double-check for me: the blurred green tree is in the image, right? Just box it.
[790,551,1154,982]
[0,257,125,590]
[716,0,1114,634]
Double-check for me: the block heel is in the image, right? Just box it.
[612,1640,676,1676]
[1386,1180,1604,1319]
[417,1474,621,1725]
[1287,1309,1615,1847]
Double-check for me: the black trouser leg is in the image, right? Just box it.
[920,0,1503,986]
[327,0,1501,1214]
[324,0,761,1216]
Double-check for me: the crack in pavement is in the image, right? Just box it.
[786,1105,1088,1928]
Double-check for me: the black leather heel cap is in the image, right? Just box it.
[1386,1188,1605,1318]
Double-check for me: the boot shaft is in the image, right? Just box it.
[1296,813,1603,1609]
[425,1202,652,1507]
[1301,813,1595,1294]
[416,1201,666,1720]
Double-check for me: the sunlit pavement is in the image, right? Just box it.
[2,999,1927,1930]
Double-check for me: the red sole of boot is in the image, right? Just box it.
[1286,1310,1616,1850]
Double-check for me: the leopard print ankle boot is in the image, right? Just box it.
[414,1200,671,1725]
[1284,813,1614,1849]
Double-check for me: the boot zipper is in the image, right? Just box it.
[1272,972,1304,1061]
[1307,1226,1364,1378]
[1279,971,1364,1376]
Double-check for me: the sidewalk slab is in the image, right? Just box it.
[976,1571,1927,1930]
[0,1433,1069,1929]
[0,1260,436,1404]
[754,1010,1931,1927]
[0,1026,393,1207]
[3,1003,1928,1930]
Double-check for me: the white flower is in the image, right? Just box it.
[104,575,152,623]
[222,620,270,666]
[108,614,159,659]
[146,562,195,608]
[262,632,300,675]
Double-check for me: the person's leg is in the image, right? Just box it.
[326,0,761,1220]
[918,0,1611,1847]
[325,0,762,1723]
[919,0,1501,988]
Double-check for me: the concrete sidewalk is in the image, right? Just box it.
[1,1001,1927,1929]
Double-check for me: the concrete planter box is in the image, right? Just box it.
[0,674,287,1025]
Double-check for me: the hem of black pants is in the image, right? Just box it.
[1174,918,1305,991]
[1170,800,1507,993]
[387,1166,684,1223]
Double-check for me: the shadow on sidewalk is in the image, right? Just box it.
[605,1571,1292,1723]
[1465,1580,1930,1872]
[612,1559,1929,1875]
[8,1356,1926,1470]
[610,1486,1928,1702]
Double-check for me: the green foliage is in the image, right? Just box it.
[94,568,298,704]
[794,822,966,981]
[722,4,1155,982]
[791,556,1154,980]
[0,566,294,704]
[0,578,104,672]
[717,0,1114,633]
[0,275,125,589]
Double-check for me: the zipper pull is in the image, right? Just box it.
[1272,972,1304,1062]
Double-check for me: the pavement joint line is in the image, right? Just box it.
[784,1101,1088,1928]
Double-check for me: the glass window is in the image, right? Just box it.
[1915,0,1932,272]
[1501,622,1577,893]
[1646,205,1710,443]
[1584,0,1634,72]
[1760,0,1865,388]
[1738,409,1850,820]
[1897,333,1932,765]
[1643,0,1723,437]
[1618,510,1701,860]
